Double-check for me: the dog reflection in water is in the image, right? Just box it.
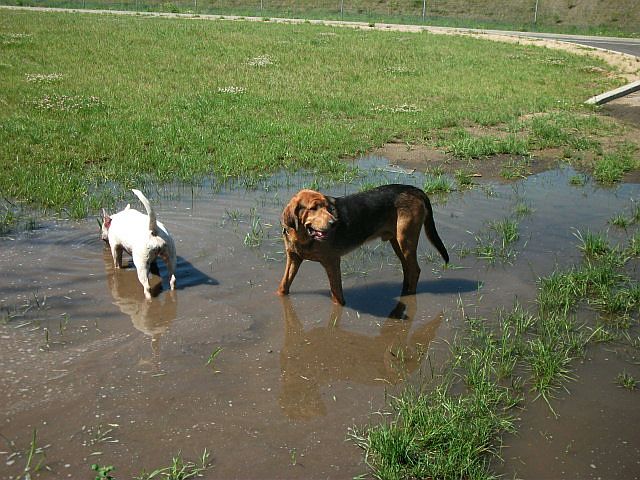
[103,249,177,362]
[278,296,442,419]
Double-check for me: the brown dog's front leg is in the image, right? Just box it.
[321,257,345,305]
[278,251,302,296]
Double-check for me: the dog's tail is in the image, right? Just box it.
[422,194,449,264]
[132,189,158,234]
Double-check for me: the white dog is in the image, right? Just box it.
[100,189,177,299]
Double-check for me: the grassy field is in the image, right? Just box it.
[0,9,627,220]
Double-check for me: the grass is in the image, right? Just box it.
[92,464,116,480]
[354,227,640,477]
[0,10,625,220]
[423,174,454,194]
[134,450,212,480]
[617,371,637,391]
[205,346,223,370]
[593,143,639,184]
[471,217,521,264]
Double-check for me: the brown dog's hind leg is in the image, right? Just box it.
[391,226,421,296]
[278,251,303,296]
[321,257,345,305]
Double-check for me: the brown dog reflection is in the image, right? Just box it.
[103,249,177,360]
[279,296,442,419]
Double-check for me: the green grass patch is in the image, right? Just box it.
[593,143,639,184]
[0,10,623,219]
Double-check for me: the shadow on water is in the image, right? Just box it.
[102,247,219,294]
[313,278,481,317]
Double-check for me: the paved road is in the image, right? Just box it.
[512,32,640,58]
[436,27,640,58]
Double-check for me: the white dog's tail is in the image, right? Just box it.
[131,189,157,234]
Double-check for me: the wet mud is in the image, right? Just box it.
[1,158,639,478]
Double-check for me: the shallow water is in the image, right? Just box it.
[1,159,639,479]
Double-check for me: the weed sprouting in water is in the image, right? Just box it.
[616,371,637,391]
[573,229,610,258]
[244,208,265,248]
[206,346,223,371]
[423,174,454,195]
[22,429,49,478]
[472,216,521,264]
[224,208,242,226]
[513,201,532,217]
[593,143,638,184]
[610,213,630,228]
[500,158,531,180]
[454,169,475,189]
[134,449,211,480]
[627,231,640,257]
[568,174,587,186]
[1,291,48,325]
[490,218,519,246]
[92,464,116,480]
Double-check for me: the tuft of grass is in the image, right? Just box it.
[627,231,640,257]
[593,143,638,184]
[573,229,610,258]
[568,174,587,186]
[351,383,516,480]
[135,450,212,480]
[423,174,454,194]
[472,217,520,264]
[610,213,630,228]
[243,208,265,248]
[206,346,223,370]
[513,201,532,217]
[454,169,475,188]
[445,130,529,160]
[617,371,637,391]
[500,158,531,179]
[92,464,116,480]
[490,218,519,246]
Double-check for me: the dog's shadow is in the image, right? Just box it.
[112,252,218,294]
[278,295,442,419]
[308,277,480,317]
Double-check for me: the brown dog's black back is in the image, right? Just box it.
[331,184,448,262]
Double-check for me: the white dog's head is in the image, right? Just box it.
[99,204,130,243]
[99,209,111,242]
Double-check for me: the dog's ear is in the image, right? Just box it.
[282,197,300,231]
[101,209,112,229]
[325,195,338,219]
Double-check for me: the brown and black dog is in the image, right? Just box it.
[277,184,449,305]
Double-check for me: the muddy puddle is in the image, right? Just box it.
[1,157,639,479]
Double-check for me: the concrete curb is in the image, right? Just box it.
[585,80,640,105]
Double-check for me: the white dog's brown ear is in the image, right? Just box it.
[282,197,300,231]
[101,209,112,229]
